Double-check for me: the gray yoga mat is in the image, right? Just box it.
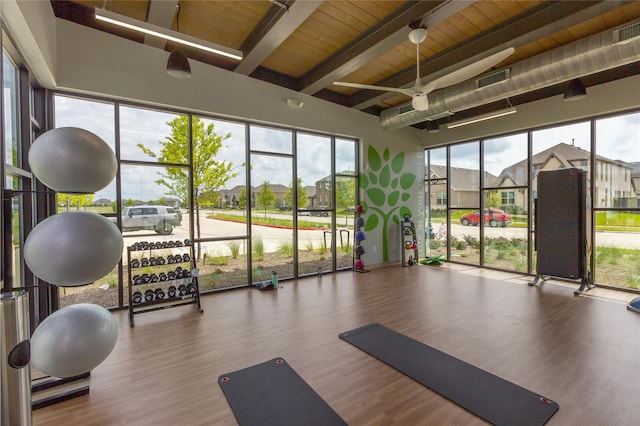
[340,323,559,426]
[218,358,346,426]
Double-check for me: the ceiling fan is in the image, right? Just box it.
[333,27,515,111]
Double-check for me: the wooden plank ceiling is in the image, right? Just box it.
[52,1,640,128]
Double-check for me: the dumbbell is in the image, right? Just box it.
[175,240,183,247]
[187,283,197,294]
[157,257,166,265]
[130,242,139,251]
[184,239,192,246]
[141,258,150,267]
[130,259,140,268]
[182,253,191,262]
[144,289,155,302]
[149,257,157,266]
[167,271,176,280]
[167,285,177,298]
[141,241,150,250]
[150,273,159,283]
[132,274,142,285]
[178,284,187,296]
[167,255,175,264]
[141,274,151,284]
[154,288,165,300]
[183,270,192,278]
[158,272,167,282]
[132,291,142,304]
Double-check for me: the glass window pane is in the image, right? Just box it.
[594,112,640,290]
[54,95,115,152]
[336,137,357,175]
[250,125,292,154]
[3,52,19,167]
[450,141,479,208]
[595,113,639,208]
[532,122,590,194]
[450,208,479,265]
[192,117,247,239]
[198,238,249,291]
[297,133,334,274]
[120,106,186,163]
[250,154,294,282]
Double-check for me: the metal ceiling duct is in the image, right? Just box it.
[379,20,640,130]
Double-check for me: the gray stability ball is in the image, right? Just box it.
[24,211,123,286]
[31,303,118,378]
[28,127,117,193]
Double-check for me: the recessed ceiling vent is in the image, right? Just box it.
[475,68,510,89]
[613,21,640,44]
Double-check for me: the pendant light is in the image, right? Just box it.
[563,78,587,101]
[167,4,191,78]
[167,48,191,78]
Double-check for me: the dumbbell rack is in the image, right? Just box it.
[127,239,203,327]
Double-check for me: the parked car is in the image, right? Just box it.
[110,205,182,234]
[460,208,512,227]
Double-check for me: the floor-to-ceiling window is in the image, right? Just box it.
[52,92,359,308]
[424,147,447,259]
[2,34,46,328]
[482,133,529,272]
[449,141,480,265]
[425,110,640,291]
[593,112,640,290]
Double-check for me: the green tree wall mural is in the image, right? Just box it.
[359,145,416,261]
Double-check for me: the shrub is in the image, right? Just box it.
[226,241,241,259]
[463,234,479,249]
[429,239,441,250]
[305,241,315,252]
[253,239,264,261]
[278,240,294,257]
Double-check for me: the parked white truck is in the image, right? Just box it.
[110,205,182,235]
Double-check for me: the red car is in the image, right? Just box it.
[460,209,512,227]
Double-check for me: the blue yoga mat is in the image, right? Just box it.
[218,358,346,426]
[340,323,559,426]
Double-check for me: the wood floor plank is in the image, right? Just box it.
[32,266,640,425]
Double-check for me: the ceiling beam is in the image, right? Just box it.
[349,0,621,111]
[143,0,179,50]
[235,1,322,75]
[300,0,470,95]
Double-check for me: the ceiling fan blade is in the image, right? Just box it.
[333,81,413,96]
[421,47,515,94]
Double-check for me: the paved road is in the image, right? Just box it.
[444,222,639,249]
[120,213,640,258]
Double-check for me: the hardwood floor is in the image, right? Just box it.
[32,265,640,425]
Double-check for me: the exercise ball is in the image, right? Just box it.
[24,211,123,286]
[31,304,118,378]
[29,127,117,193]
[355,231,366,241]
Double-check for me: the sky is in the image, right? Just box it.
[428,114,639,177]
[53,94,638,202]
[54,95,357,203]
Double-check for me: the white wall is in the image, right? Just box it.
[6,4,422,265]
